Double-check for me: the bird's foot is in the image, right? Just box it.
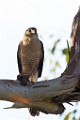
[17,74,34,86]
[28,108,40,116]
[17,74,29,86]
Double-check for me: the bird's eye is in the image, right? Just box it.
[29,29,31,32]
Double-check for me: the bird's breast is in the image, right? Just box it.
[20,39,42,75]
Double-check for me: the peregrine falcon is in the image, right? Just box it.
[17,27,44,116]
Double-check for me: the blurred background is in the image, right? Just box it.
[0,0,80,120]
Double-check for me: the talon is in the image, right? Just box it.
[17,74,23,81]
[17,74,29,86]
[28,108,40,116]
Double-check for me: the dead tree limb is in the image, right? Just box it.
[0,7,80,115]
[0,75,79,114]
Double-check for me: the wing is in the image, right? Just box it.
[17,43,22,73]
[38,41,44,78]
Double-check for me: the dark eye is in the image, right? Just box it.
[29,29,31,32]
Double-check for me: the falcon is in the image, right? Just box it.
[17,27,44,116]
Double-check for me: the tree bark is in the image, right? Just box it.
[0,7,80,115]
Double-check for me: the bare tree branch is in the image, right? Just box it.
[0,7,80,115]
[0,74,80,114]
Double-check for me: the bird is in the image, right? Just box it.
[17,27,44,116]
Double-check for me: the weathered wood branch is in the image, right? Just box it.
[0,75,79,114]
[0,7,80,115]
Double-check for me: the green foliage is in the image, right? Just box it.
[50,39,69,64]
[64,112,72,120]
[62,48,69,62]
[63,108,80,120]
[55,61,60,67]
[49,59,53,65]
[50,61,61,73]
[62,48,67,55]
[50,68,56,73]
[51,39,60,54]
[72,117,76,120]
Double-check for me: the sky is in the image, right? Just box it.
[0,0,80,120]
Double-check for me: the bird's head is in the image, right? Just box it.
[25,27,37,36]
